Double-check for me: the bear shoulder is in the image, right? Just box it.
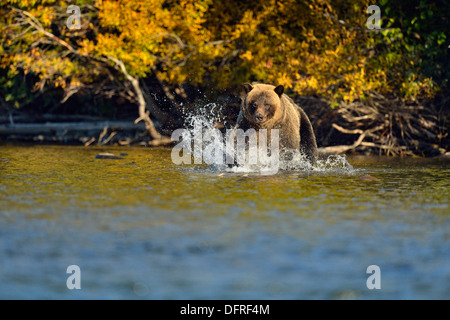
[282,94,318,162]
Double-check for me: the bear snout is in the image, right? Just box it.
[255,113,264,122]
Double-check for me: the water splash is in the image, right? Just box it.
[179,104,355,175]
[182,102,224,128]
[313,154,355,173]
[180,103,227,169]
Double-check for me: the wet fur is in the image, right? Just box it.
[235,83,318,163]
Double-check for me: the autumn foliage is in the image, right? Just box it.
[0,0,448,153]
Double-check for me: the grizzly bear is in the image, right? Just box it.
[234,83,318,164]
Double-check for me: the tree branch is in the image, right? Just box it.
[107,56,171,144]
[9,6,172,145]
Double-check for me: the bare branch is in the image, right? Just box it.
[8,6,172,144]
[11,7,81,56]
[107,56,171,144]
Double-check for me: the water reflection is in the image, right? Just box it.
[0,144,449,299]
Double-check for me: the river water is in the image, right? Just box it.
[0,144,448,299]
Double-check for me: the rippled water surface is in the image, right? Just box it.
[0,144,449,299]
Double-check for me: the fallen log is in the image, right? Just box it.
[0,121,145,135]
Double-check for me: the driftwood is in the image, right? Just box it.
[0,121,144,135]
[0,120,153,146]
[0,114,115,124]
[302,94,447,157]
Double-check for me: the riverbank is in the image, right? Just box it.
[1,123,448,159]
[1,95,448,157]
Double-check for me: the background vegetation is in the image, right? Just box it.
[0,0,448,155]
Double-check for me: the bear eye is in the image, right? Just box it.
[249,103,257,111]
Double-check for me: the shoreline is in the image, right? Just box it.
[1,123,448,159]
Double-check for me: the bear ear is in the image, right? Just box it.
[274,85,284,97]
[243,83,253,94]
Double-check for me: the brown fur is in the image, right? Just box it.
[235,83,318,163]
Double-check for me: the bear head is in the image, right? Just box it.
[242,83,284,127]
